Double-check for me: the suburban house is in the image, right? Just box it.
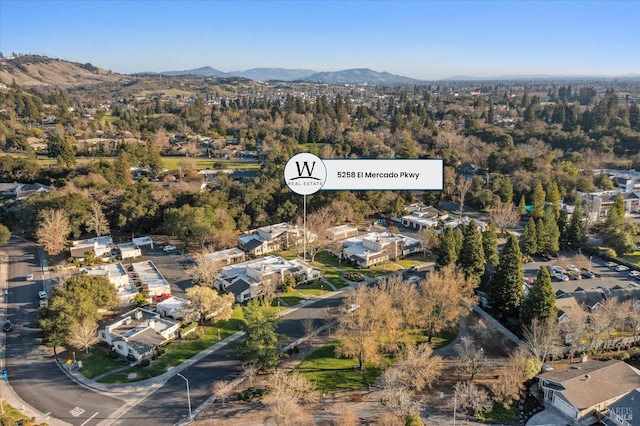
[326,224,359,241]
[0,182,51,200]
[130,261,172,298]
[238,222,312,256]
[85,263,137,305]
[203,247,246,267]
[117,242,141,260]
[156,296,192,320]
[555,296,582,324]
[578,189,640,218]
[537,359,640,422]
[216,255,322,303]
[440,216,488,233]
[396,203,441,230]
[341,231,421,268]
[70,236,113,259]
[99,307,179,360]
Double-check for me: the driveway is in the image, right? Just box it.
[526,404,571,426]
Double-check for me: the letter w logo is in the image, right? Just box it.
[291,161,321,180]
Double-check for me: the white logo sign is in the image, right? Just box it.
[284,153,327,195]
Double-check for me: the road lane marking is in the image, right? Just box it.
[80,412,100,426]
[70,407,86,417]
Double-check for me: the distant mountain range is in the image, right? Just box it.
[145,66,417,83]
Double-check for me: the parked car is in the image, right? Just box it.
[567,265,580,272]
[629,282,639,288]
[453,209,461,215]
[153,293,172,303]
[629,271,640,278]
[39,299,48,308]
[3,320,12,332]
[38,290,47,300]
[163,245,177,252]
[567,271,582,280]
[615,265,630,272]
[605,261,618,268]
[552,266,567,275]
[554,273,569,282]
[582,271,595,279]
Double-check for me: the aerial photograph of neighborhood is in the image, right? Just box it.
[0,0,639,425]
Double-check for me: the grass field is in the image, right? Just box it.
[297,280,330,297]
[278,289,307,307]
[160,157,261,171]
[296,341,383,392]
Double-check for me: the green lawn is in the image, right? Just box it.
[296,342,383,392]
[297,280,330,297]
[621,251,640,265]
[279,289,306,307]
[97,307,244,383]
[160,157,261,171]
[475,403,518,422]
[73,349,128,379]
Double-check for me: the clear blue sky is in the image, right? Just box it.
[1,0,638,79]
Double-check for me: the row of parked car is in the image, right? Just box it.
[547,264,594,282]
[604,261,640,279]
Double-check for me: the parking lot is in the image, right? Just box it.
[524,253,640,296]
[134,245,195,297]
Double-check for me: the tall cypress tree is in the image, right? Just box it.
[458,220,485,285]
[489,234,524,320]
[453,227,464,261]
[436,227,457,269]
[518,195,527,217]
[520,219,538,256]
[565,196,585,248]
[541,205,560,253]
[531,181,546,220]
[482,221,499,267]
[520,267,557,325]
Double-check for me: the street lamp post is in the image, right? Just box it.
[589,256,592,273]
[177,373,192,420]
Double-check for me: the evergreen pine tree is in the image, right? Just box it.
[565,196,585,248]
[489,234,524,320]
[520,219,538,256]
[541,206,560,253]
[482,221,499,267]
[453,227,464,262]
[531,181,546,220]
[546,182,561,219]
[520,267,557,325]
[605,193,626,230]
[557,210,570,249]
[458,220,485,285]
[518,195,527,216]
[436,227,457,269]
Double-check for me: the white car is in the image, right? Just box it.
[552,266,567,275]
[605,261,618,268]
[567,265,580,272]
[38,290,47,300]
[453,209,461,215]
[39,299,48,308]
[26,273,34,281]
[629,270,640,278]
[163,245,177,252]
[615,265,630,272]
[554,273,569,282]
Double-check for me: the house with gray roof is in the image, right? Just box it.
[603,388,640,426]
[537,359,640,422]
[98,307,179,360]
[238,222,311,256]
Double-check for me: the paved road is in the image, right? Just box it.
[3,238,126,426]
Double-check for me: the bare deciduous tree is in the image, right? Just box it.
[377,275,422,328]
[454,175,473,215]
[301,317,316,336]
[380,385,423,419]
[491,347,539,408]
[334,410,360,426]
[335,285,402,370]
[212,380,233,407]
[263,370,318,426]
[418,227,439,259]
[36,208,71,255]
[296,206,335,262]
[185,285,234,324]
[191,249,222,288]
[455,335,490,381]
[417,266,476,342]
[453,381,492,418]
[373,413,404,426]
[522,317,560,363]
[559,305,589,361]
[490,202,521,233]
[84,201,110,237]
[242,363,258,388]
[391,343,443,391]
[66,319,99,354]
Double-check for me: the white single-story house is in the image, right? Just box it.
[326,225,359,241]
[341,231,421,268]
[132,236,154,249]
[156,296,192,320]
[537,359,640,422]
[131,261,171,297]
[85,263,137,305]
[203,247,245,267]
[70,236,113,259]
[238,222,312,256]
[99,307,179,360]
[117,242,141,260]
[216,255,322,303]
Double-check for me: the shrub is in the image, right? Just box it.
[140,358,151,367]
